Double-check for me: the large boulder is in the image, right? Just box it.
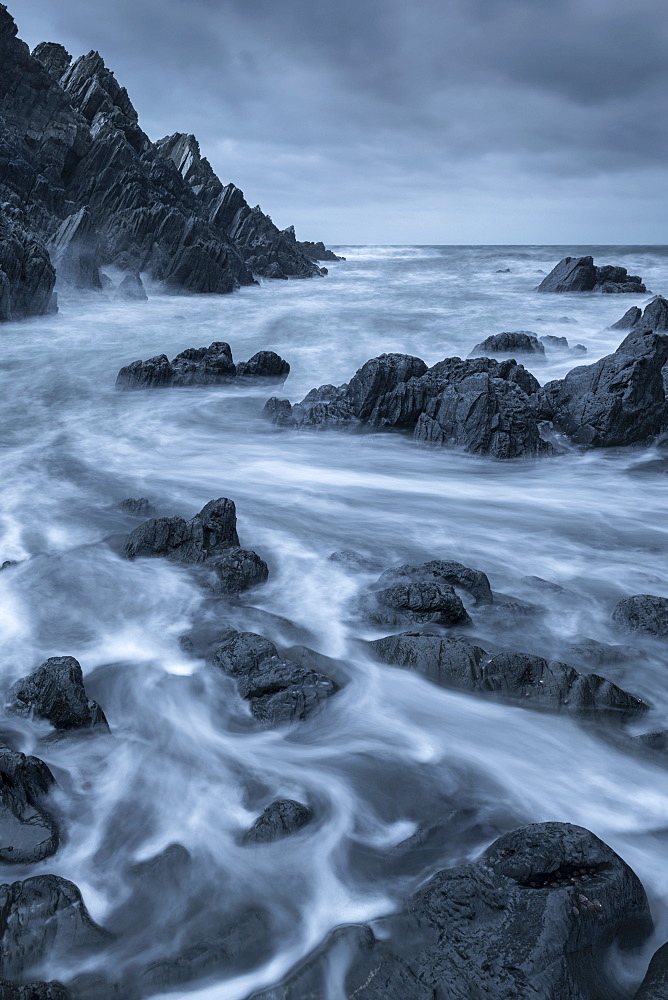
[470,331,545,357]
[537,256,646,293]
[0,875,107,981]
[209,629,339,726]
[542,331,668,447]
[124,497,239,563]
[0,746,59,864]
[6,656,108,732]
[242,799,312,844]
[255,822,652,1000]
[116,342,289,389]
[370,633,487,690]
[612,594,668,637]
[611,296,668,333]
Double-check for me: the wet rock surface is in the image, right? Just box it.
[0,746,59,864]
[611,296,668,332]
[612,594,668,637]
[537,256,647,293]
[116,342,289,389]
[470,331,545,357]
[6,656,108,732]
[124,497,240,563]
[209,547,269,595]
[243,799,312,844]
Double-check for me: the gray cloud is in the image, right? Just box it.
[11,0,668,242]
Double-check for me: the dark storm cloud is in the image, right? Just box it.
[11,0,668,242]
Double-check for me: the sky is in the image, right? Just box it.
[12,0,668,245]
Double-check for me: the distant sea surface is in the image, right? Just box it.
[1,245,668,997]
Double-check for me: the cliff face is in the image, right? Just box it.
[0,3,332,319]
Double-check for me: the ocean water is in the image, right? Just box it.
[1,245,668,997]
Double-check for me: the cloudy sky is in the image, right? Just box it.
[13,0,668,244]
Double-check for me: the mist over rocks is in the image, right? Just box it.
[116,342,289,389]
[470,331,545,357]
[537,256,647,293]
[0,4,337,319]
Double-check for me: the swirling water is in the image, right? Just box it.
[2,245,668,997]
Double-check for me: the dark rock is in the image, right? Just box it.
[376,559,493,605]
[124,497,239,563]
[369,633,487,690]
[269,354,549,459]
[235,351,290,381]
[611,296,668,333]
[291,233,345,262]
[170,343,235,386]
[371,581,471,628]
[31,42,71,82]
[113,272,146,301]
[0,217,56,321]
[542,330,668,447]
[6,656,108,732]
[611,306,642,330]
[0,746,58,864]
[115,354,173,389]
[118,497,156,517]
[470,331,545,357]
[1,561,17,571]
[537,256,647,293]
[256,822,651,1000]
[210,629,338,726]
[47,208,101,290]
[634,942,668,998]
[209,547,269,595]
[496,267,511,273]
[0,874,107,980]
[242,799,312,844]
[540,334,569,350]
[0,980,70,999]
[612,594,668,637]
[565,637,634,667]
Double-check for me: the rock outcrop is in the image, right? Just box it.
[542,330,668,447]
[124,497,239,563]
[116,342,289,389]
[209,629,339,726]
[255,822,652,1000]
[611,295,668,332]
[537,256,647,293]
[470,331,545,357]
[6,656,108,732]
[0,746,59,864]
[0,5,336,318]
[265,353,550,459]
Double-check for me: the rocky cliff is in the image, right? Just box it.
[0,3,334,319]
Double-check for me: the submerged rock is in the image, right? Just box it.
[470,331,545,357]
[210,629,338,726]
[124,497,239,563]
[0,746,58,864]
[6,656,108,732]
[256,822,652,1000]
[542,330,668,447]
[612,594,668,637]
[118,497,156,517]
[116,342,289,389]
[242,799,312,844]
[376,559,493,605]
[537,256,647,293]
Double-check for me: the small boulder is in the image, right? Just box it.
[470,332,545,357]
[376,560,493,605]
[235,351,290,381]
[242,799,312,844]
[209,547,268,595]
[6,656,108,732]
[124,497,239,563]
[0,746,59,864]
[370,581,471,628]
[612,594,668,637]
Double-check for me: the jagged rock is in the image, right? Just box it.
[47,208,101,289]
[124,497,239,563]
[266,354,548,459]
[542,330,668,447]
[0,746,58,864]
[537,256,647,293]
[31,42,71,82]
[611,296,668,333]
[0,874,107,980]
[0,217,56,321]
[6,656,108,732]
[118,497,156,517]
[209,547,269,595]
[242,800,312,844]
[369,635,646,722]
[289,231,345,262]
[235,351,290,381]
[113,272,146,301]
[156,134,324,280]
[634,942,668,998]
[255,822,652,1000]
[470,332,545,357]
[116,342,289,389]
[376,560,493,605]
[611,306,643,330]
[612,594,668,637]
[210,629,338,726]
